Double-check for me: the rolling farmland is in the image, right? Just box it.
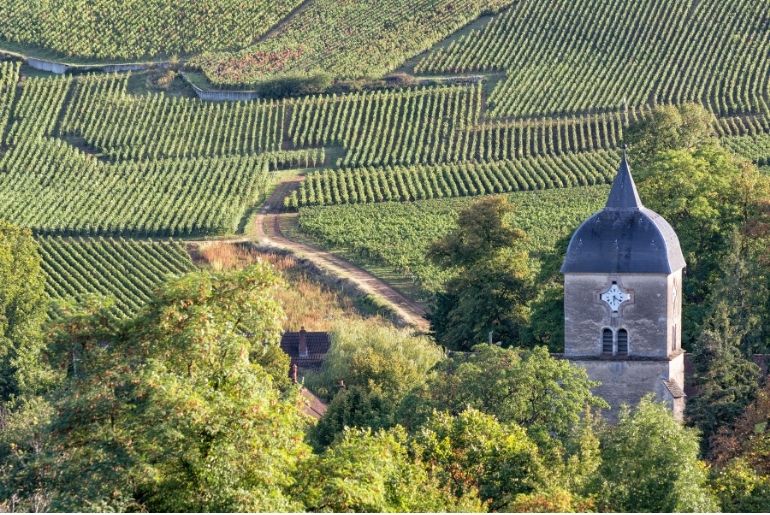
[38,237,195,317]
[0,0,302,60]
[0,0,769,312]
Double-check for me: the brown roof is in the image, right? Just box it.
[300,387,328,420]
[280,329,331,370]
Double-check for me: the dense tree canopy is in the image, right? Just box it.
[429,196,533,350]
[0,221,47,402]
[593,398,719,512]
[0,265,311,512]
[398,345,606,440]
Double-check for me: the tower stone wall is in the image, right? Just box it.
[561,154,686,421]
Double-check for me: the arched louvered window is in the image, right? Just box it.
[602,328,613,354]
[617,329,628,355]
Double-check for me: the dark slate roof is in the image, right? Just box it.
[280,330,331,370]
[561,154,686,274]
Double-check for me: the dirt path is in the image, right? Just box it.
[255,175,430,332]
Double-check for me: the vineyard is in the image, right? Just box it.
[0,0,302,60]
[38,237,195,317]
[194,0,513,85]
[416,0,770,119]
[286,151,616,208]
[297,186,608,293]
[0,73,281,236]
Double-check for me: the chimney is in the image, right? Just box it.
[291,363,298,384]
[299,327,308,358]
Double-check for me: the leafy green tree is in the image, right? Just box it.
[0,221,48,401]
[625,102,714,168]
[1,265,312,512]
[429,196,533,350]
[412,408,547,510]
[637,144,769,345]
[309,320,443,447]
[686,302,761,446]
[398,344,606,440]
[295,426,484,512]
[710,382,770,511]
[507,487,595,513]
[712,458,770,513]
[592,397,719,512]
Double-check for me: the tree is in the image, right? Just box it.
[0,264,313,512]
[625,102,714,168]
[592,397,719,512]
[710,382,770,511]
[712,459,770,513]
[429,196,533,350]
[398,345,606,441]
[411,408,547,510]
[308,321,443,447]
[637,144,770,345]
[686,292,761,447]
[295,426,484,512]
[0,221,48,402]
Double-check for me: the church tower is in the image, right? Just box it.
[561,153,687,420]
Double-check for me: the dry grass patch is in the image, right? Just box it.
[193,241,387,331]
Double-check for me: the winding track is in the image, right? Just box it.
[254,175,430,332]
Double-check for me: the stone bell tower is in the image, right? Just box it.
[561,152,687,420]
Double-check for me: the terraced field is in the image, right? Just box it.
[0,0,302,60]
[1,0,769,312]
[195,0,514,85]
[417,0,770,119]
[38,237,195,317]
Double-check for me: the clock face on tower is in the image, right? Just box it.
[601,282,631,312]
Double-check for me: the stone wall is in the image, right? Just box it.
[564,271,681,359]
[572,353,685,422]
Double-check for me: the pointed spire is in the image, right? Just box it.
[605,146,643,210]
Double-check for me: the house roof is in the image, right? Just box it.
[280,330,330,370]
[561,153,686,274]
[663,379,686,399]
[300,387,328,419]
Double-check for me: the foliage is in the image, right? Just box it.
[412,408,547,510]
[0,0,302,60]
[399,345,607,440]
[286,150,617,208]
[0,264,309,511]
[418,0,770,119]
[712,458,770,513]
[295,426,484,512]
[626,103,715,168]
[593,397,719,512]
[686,238,764,446]
[508,487,595,513]
[308,320,443,446]
[709,382,770,512]
[637,143,770,344]
[0,221,47,401]
[298,186,607,294]
[428,196,532,349]
[711,381,770,474]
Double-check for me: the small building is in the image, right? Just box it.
[280,327,331,371]
[561,152,687,420]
